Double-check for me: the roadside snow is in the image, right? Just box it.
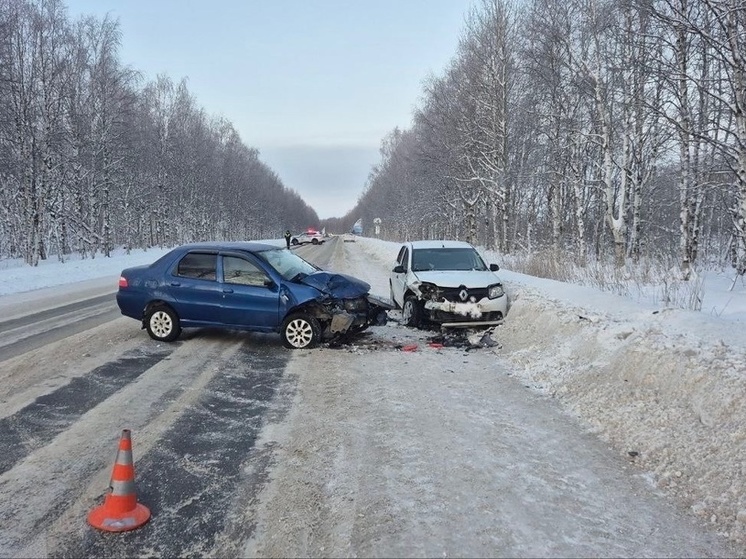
[1,236,745,548]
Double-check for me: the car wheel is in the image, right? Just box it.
[145,305,181,342]
[281,312,321,349]
[291,238,299,245]
[311,238,319,245]
[402,295,423,328]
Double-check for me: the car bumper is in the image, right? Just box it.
[423,296,507,327]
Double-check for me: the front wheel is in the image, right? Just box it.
[311,238,319,245]
[281,312,321,349]
[402,296,423,328]
[145,305,181,342]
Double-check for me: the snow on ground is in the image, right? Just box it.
[1,236,745,548]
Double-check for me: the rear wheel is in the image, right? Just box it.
[291,238,299,245]
[145,305,181,342]
[281,312,321,349]
[311,238,319,245]
[402,295,423,328]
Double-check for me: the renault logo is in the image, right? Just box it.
[459,288,469,301]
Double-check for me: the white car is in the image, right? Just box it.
[389,240,508,329]
[291,230,325,245]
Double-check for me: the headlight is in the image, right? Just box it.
[417,282,439,299]
[488,283,504,299]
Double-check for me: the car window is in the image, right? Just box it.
[223,256,269,287]
[396,246,406,266]
[255,247,318,280]
[412,248,487,272]
[397,247,409,271]
[176,252,217,280]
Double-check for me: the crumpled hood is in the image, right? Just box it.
[413,270,501,288]
[299,271,371,298]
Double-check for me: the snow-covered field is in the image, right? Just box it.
[1,237,745,548]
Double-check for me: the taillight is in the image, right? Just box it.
[118,276,128,288]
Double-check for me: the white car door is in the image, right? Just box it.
[390,245,409,307]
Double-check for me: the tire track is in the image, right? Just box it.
[54,343,294,558]
[0,344,174,476]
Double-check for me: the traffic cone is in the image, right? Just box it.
[87,429,151,532]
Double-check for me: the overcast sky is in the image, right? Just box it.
[63,0,474,219]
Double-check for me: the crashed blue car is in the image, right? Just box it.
[116,241,390,348]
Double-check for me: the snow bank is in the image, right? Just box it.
[497,286,746,545]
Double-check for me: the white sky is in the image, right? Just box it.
[62,0,475,219]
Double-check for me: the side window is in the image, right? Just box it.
[396,247,409,271]
[176,253,217,281]
[223,256,269,287]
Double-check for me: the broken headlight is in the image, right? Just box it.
[417,282,440,300]
[488,283,504,299]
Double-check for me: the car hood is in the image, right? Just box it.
[299,271,371,298]
[412,270,501,287]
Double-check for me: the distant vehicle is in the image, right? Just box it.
[389,240,508,329]
[116,242,391,348]
[291,229,325,245]
[351,219,363,236]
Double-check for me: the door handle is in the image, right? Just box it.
[223,288,234,294]
[170,281,181,286]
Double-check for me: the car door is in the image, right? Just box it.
[219,254,281,330]
[165,251,223,323]
[390,245,409,307]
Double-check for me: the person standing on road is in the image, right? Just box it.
[284,230,292,249]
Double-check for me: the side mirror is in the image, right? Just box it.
[393,265,405,274]
[490,264,500,272]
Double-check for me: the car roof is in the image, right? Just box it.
[177,241,279,253]
[406,240,475,250]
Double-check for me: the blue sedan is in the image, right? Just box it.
[116,241,391,349]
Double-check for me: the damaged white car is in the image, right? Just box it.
[389,240,508,329]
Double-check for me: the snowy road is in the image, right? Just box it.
[0,238,740,557]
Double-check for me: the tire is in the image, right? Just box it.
[402,295,423,328]
[311,238,319,245]
[145,305,181,342]
[281,312,321,349]
[291,238,299,245]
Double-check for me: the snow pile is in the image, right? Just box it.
[498,289,746,545]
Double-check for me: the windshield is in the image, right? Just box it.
[411,248,488,272]
[256,248,319,280]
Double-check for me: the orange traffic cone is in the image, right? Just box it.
[87,429,151,532]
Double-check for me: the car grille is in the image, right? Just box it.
[438,287,489,303]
